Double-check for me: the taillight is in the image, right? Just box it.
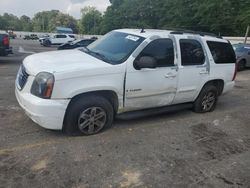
[232,63,237,81]
[3,36,9,46]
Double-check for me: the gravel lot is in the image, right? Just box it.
[0,39,250,188]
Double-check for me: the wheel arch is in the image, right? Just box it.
[68,90,118,112]
[199,79,225,97]
[63,90,119,130]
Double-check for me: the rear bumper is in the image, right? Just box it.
[15,87,70,130]
[222,81,235,94]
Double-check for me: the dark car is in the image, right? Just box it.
[0,34,12,56]
[233,43,250,71]
[23,35,31,40]
[30,34,39,40]
[23,34,39,40]
[57,38,96,50]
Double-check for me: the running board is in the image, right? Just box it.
[116,103,193,120]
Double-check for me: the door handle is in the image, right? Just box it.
[199,70,208,75]
[165,73,176,78]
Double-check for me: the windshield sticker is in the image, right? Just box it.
[126,35,140,42]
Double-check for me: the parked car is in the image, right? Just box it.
[39,34,50,45]
[43,34,75,47]
[7,30,17,39]
[30,34,39,40]
[23,34,39,40]
[0,34,12,56]
[57,38,96,50]
[232,43,250,71]
[23,35,31,40]
[16,29,236,135]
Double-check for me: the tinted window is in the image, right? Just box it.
[207,41,236,64]
[79,40,93,46]
[137,39,174,67]
[56,35,67,38]
[180,39,205,66]
[69,35,75,38]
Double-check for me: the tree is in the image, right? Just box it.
[0,15,7,30]
[1,13,21,31]
[20,15,32,31]
[79,7,103,34]
[32,10,78,33]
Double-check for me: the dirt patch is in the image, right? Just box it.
[119,170,143,187]
[191,123,248,161]
[31,158,49,171]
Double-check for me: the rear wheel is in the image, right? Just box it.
[193,85,218,113]
[238,60,246,71]
[63,95,114,136]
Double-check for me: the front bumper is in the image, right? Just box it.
[15,87,70,130]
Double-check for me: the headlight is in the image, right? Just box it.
[31,72,55,99]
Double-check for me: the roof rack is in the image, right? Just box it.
[170,29,222,39]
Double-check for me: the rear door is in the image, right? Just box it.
[173,35,209,104]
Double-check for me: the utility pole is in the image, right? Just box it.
[244,25,249,44]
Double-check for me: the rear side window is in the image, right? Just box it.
[180,39,205,66]
[56,35,67,38]
[138,38,175,67]
[207,41,236,64]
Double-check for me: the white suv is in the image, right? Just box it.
[15,29,237,135]
[43,34,75,46]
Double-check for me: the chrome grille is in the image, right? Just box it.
[17,65,29,90]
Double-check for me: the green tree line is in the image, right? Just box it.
[0,0,249,36]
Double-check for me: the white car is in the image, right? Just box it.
[43,34,75,46]
[15,29,237,135]
[39,34,50,45]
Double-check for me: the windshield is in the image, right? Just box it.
[233,45,250,53]
[81,31,145,64]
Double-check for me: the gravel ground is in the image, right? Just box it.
[0,39,250,188]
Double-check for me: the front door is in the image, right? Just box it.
[125,38,178,110]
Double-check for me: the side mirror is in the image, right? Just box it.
[134,56,157,70]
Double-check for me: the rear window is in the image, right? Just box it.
[207,41,236,64]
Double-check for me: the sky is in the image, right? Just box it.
[0,0,111,19]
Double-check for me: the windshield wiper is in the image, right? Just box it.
[89,50,112,63]
[79,47,112,64]
[80,46,90,52]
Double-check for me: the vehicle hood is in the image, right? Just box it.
[23,50,114,76]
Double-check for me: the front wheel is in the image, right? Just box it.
[193,85,218,113]
[63,95,114,136]
[43,40,51,47]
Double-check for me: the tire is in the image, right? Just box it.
[238,60,246,71]
[63,95,114,136]
[0,50,7,56]
[193,85,218,113]
[43,40,51,47]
